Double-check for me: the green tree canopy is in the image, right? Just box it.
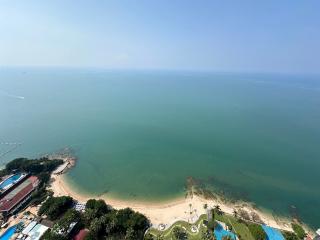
[248,223,267,240]
[38,196,73,220]
[291,223,306,239]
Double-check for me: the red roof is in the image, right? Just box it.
[0,176,38,212]
[73,229,88,240]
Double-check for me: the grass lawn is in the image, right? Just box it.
[146,212,256,240]
[215,213,255,240]
[147,214,209,240]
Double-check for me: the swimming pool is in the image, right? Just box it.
[214,223,237,240]
[0,225,17,240]
[262,225,285,240]
[0,173,23,190]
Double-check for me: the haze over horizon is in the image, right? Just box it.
[0,0,320,73]
[1,0,320,74]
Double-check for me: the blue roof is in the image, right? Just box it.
[262,225,285,240]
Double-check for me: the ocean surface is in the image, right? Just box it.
[0,68,319,228]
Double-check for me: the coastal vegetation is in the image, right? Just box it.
[282,231,299,240]
[0,158,308,240]
[247,223,266,240]
[83,200,150,239]
[38,196,74,220]
[0,157,63,179]
[40,197,150,240]
[291,223,306,239]
[147,208,304,240]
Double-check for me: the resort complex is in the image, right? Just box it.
[0,174,39,220]
[0,156,318,240]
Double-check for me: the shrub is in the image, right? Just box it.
[38,196,73,220]
[173,227,188,240]
[282,231,299,240]
[248,223,266,240]
[291,223,306,239]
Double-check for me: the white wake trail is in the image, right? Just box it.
[0,89,25,99]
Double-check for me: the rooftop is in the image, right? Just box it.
[73,229,88,240]
[25,223,49,240]
[0,176,39,212]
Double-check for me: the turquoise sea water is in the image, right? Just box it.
[0,68,319,228]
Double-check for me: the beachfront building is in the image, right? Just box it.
[314,229,320,240]
[0,173,28,195]
[20,221,49,240]
[0,176,39,219]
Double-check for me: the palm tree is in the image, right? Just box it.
[233,210,238,218]
[214,205,222,215]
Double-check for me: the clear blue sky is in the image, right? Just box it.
[1,0,320,74]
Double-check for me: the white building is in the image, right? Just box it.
[21,222,49,240]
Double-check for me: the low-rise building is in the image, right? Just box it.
[25,223,49,240]
[0,176,39,218]
[73,229,88,240]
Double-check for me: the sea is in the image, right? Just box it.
[0,67,319,228]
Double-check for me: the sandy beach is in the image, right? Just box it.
[49,172,293,232]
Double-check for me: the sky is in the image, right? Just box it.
[0,0,320,74]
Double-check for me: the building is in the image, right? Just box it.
[19,221,50,240]
[0,173,28,196]
[73,229,88,240]
[26,223,48,240]
[314,229,320,240]
[0,176,39,218]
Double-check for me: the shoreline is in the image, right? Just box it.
[48,158,295,232]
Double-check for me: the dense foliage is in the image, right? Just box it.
[172,226,188,240]
[53,209,81,235]
[83,199,150,240]
[38,196,74,220]
[41,230,68,240]
[282,231,299,240]
[5,157,63,175]
[248,223,267,240]
[291,223,306,239]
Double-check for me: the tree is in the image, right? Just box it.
[89,217,105,239]
[214,205,222,215]
[233,210,238,218]
[85,199,111,217]
[38,196,73,220]
[207,219,216,231]
[291,223,306,239]
[144,233,155,240]
[41,230,68,240]
[53,209,80,235]
[248,223,266,240]
[125,227,136,240]
[282,231,299,240]
[173,227,188,240]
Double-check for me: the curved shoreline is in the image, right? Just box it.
[49,172,294,232]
